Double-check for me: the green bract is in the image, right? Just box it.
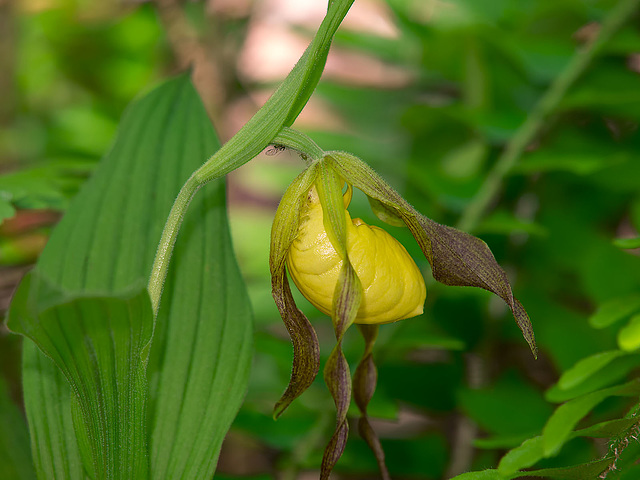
[269,147,537,480]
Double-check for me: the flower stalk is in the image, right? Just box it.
[147,0,355,315]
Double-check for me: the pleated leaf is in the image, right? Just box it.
[0,376,36,480]
[12,75,252,479]
[7,273,152,480]
[20,343,84,479]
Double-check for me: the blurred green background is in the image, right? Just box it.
[1,0,640,478]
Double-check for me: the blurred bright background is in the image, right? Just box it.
[1,0,640,478]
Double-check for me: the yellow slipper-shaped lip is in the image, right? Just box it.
[287,185,426,324]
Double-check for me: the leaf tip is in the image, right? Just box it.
[272,401,287,420]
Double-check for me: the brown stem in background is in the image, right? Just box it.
[0,0,16,125]
[154,0,229,138]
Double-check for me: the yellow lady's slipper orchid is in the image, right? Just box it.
[287,184,426,324]
[271,150,535,480]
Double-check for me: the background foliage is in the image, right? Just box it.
[1,0,640,479]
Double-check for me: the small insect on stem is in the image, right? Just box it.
[266,144,287,156]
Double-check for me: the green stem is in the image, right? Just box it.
[148,172,201,314]
[148,126,324,313]
[456,0,640,232]
[273,127,325,163]
[147,0,355,314]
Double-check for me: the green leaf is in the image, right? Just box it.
[573,416,640,438]
[14,75,253,480]
[514,130,627,176]
[557,350,628,391]
[499,400,640,475]
[459,370,552,437]
[613,237,640,249]
[0,194,16,222]
[7,272,153,479]
[514,458,611,479]
[498,436,544,476]
[618,314,640,351]
[589,294,640,329]
[476,210,547,236]
[0,158,94,212]
[516,152,615,175]
[20,342,84,479]
[440,138,487,179]
[474,434,532,450]
[546,353,640,403]
[0,376,36,480]
[542,379,640,456]
[450,470,507,480]
[617,463,640,480]
[122,78,253,479]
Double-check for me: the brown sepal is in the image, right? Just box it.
[330,152,537,358]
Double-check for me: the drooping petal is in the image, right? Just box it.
[271,270,320,419]
[270,164,321,418]
[330,151,538,358]
[321,344,350,479]
[314,161,365,479]
[353,324,390,480]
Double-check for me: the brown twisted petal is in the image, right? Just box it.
[270,165,321,418]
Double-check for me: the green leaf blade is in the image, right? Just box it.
[21,343,84,480]
[613,237,640,249]
[557,350,627,391]
[589,295,640,329]
[516,458,611,479]
[617,314,640,351]
[542,379,640,456]
[498,436,544,476]
[0,377,36,480]
[8,272,153,480]
[450,470,508,480]
[149,216,253,478]
[13,75,253,480]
